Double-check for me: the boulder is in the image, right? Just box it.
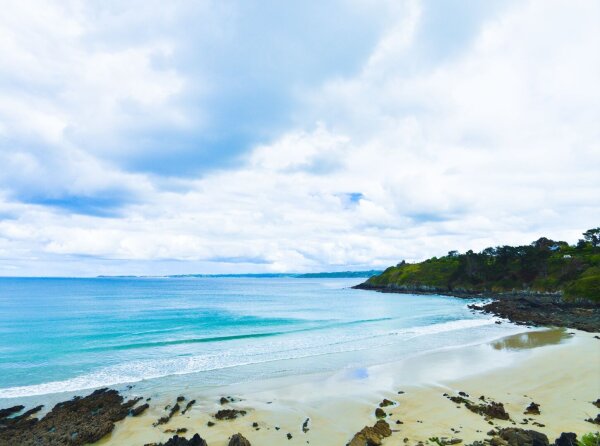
[228,433,251,446]
[496,428,549,446]
[554,433,577,446]
[347,420,392,446]
[214,409,247,420]
[0,388,140,446]
[524,403,540,415]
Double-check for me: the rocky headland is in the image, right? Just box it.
[354,228,600,332]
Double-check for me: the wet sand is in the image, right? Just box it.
[92,328,600,446]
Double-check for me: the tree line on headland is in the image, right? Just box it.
[361,228,600,301]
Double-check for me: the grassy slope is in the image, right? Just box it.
[365,236,600,301]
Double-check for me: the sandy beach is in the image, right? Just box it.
[92,328,600,446]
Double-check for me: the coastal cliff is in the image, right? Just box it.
[354,228,600,331]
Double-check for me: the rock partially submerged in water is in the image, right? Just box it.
[131,403,150,416]
[228,432,251,446]
[155,401,182,426]
[0,404,25,419]
[0,388,142,446]
[347,420,392,446]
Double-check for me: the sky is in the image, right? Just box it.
[0,0,598,276]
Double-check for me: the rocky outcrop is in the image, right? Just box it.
[554,433,577,446]
[214,409,247,420]
[131,403,149,416]
[524,403,540,415]
[444,393,510,420]
[354,284,600,332]
[155,401,181,426]
[492,428,549,446]
[0,388,142,446]
[147,433,208,446]
[228,433,251,446]
[472,299,600,333]
[347,420,392,446]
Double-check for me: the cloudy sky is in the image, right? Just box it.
[0,0,598,276]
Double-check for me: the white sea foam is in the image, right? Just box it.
[0,317,503,399]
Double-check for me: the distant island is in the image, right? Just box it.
[355,228,600,331]
[97,271,382,279]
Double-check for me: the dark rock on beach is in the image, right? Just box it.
[379,398,394,407]
[0,388,141,446]
[347,419,392,446]
[0,405,25,419]
[131,403,150,416]
[493,428,549,446]
[585,413,600,424]
[302,417,310,433]
[229,432,252,446]
[155,401,181,426]
[375,407,386,418]
[445,393,510,420]
[554,433,577,446]
[357,282,600,332]
[215,409,247,420]
[149,433,208,446]
[182,400,196,415]
[474,298,600,333]
[524,403,540,415]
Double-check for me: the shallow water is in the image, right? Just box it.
[491,328,572,350]
[0,277,525,401]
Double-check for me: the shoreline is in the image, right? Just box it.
[2,327,599,446]
[352,283,600,332]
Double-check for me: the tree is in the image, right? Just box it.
[582,228,600,247]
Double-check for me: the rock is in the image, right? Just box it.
[287,433,292,439]
[214,409,247,420]
[467,401,510,420]
[347,420,391,446]
[220,397,230,405]
[379,399,394,407]
[554,433,577,446]
[207,421,215,427]
[459,392,470,397]
[495,428,549,446]
[593,399,600,409]
[181,400,196,415]
[524,403,540,415]
[176,396,185,403]
[159,433,208,446]
[0,405,25,420]
[0,388,140,446]
[375,408,386,418]
[131,403,149,417]
[585,413,600,424]
[229,433,251,446]
[302,417,310,433]
[155,402,181,426]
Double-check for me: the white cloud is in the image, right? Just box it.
[0,0,598,275]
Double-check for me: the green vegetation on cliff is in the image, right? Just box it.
[364,228,600,301]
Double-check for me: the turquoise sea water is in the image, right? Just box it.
[0,277,520,400]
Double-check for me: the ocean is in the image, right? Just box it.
[0,277,521,402]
